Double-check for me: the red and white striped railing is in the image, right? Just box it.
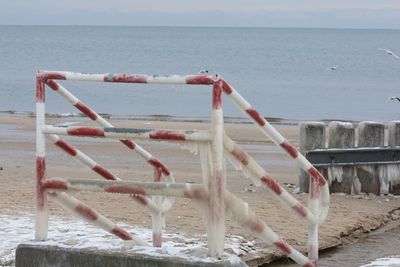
[36,70,330,266]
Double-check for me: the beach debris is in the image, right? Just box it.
[379,48,400,59]
[54,121,80,127]
[283,182,297,188]
[390,209,400,220]
[244,187,256,193]
[0,166,2,171]
[292,187,300,194]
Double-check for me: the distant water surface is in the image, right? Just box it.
[1,26,400,121]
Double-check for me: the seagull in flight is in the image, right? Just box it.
[379,48,400,59]
[387,96,400,102]
[328,66,340,71]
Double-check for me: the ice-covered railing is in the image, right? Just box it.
[35,70,330,266]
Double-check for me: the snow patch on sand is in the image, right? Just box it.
[360,256,400,266]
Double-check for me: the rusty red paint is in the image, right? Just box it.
[184,185,207,200]
[75,203,98,221]
[105,73,147,83]
[36,157,46,208]
[93,165,117,180]
[231,147,249,165]
[111,227,133,240]
[148,158,170,176]
[309,178,321,199]
[74,102,97,120]
[43,72,66,80]
[280,141,298,159]
[153,167,162,182]
[303,261,316,267]
[131,194,148,206]
[105,185,146,195]
[149,130,186,141]
[120,139,136,150]
[293,203,308,217]
[42,180,68,190]
[55,139,77,156]
[215,170,223,198]
[274,240,291,255]
[212,81,223,110]
[153,232,162,247]
[260,176,282,195]
[247,217,265,233]
[246,108,265,126]
[45,79,59,91]
[185,75,214,85]
[67,127,105,137]
[221,80,233,95]
[307,167,327,186]
[36,80,45,103]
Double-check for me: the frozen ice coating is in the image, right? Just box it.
[378,165,400,194]
[35,70,330,266]
[360,256,400,267]
[328,166,344,184]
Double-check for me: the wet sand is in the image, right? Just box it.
[1,114,400,266]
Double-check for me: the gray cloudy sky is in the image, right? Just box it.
[2,0,400,28]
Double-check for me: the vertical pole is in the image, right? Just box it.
[357,122,384,195]
[327,121,355,194]
[35,72,48,240]
[208,80,225,258]
[299,122,326,193]
[152,167,163,247]
[308,179,319,264]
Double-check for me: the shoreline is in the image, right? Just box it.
[1,114,400,266]
[0,110,296,125]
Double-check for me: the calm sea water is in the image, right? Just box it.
[1,26,400,121]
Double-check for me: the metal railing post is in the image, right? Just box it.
[35,71,48,240]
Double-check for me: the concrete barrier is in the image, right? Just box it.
[300,120,400,195]
[16,244,246,267]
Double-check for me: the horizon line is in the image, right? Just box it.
[1,24,400,31]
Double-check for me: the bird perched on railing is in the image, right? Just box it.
[379,48,400,59]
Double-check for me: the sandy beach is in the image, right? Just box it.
[1,114,400,266]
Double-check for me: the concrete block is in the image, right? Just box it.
[388,121,400,147]
[327,121,355,194]
[356,122,385,195]
[299,122,326,193]
[15,244,246,267]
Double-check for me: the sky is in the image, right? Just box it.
[1,0,400,29]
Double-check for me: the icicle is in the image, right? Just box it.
[378,164,400,194]
[352,176,362,195]
[328,166,344,184]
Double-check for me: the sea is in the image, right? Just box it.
[0,26,400,122]
[1,26,400,266]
